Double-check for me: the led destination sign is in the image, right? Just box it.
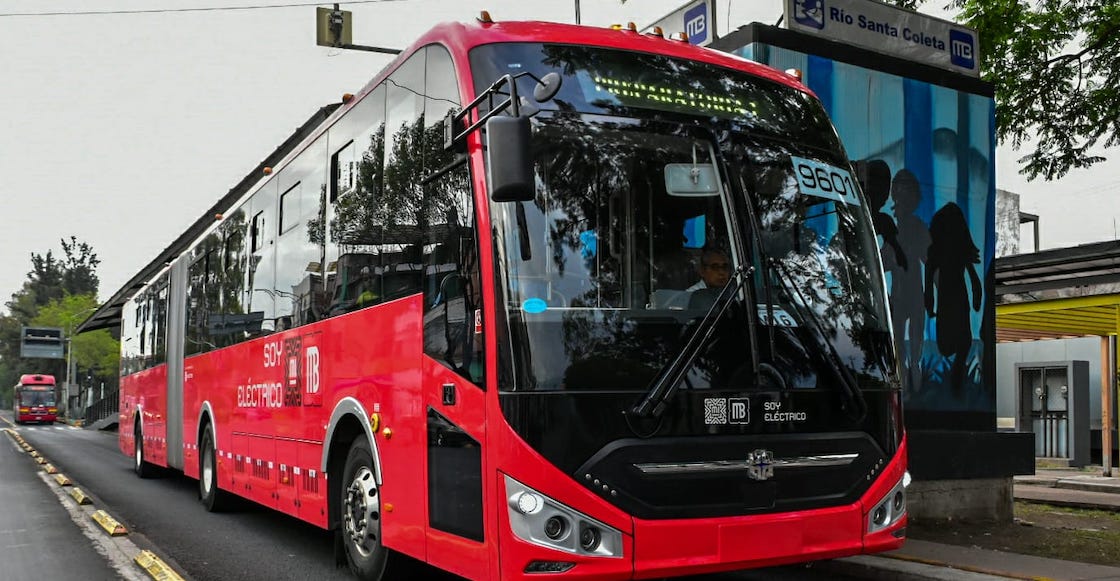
[592,76,749,117]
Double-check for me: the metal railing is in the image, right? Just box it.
[83,389,119,427]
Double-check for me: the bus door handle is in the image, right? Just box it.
[442,383,456,406]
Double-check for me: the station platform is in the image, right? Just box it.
[820,469,1120,580]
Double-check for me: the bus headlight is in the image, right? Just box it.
[505,475,623,558]
[866,473,907,534]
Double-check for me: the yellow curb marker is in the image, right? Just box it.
[91,510,128,536]
[29,451,39,458]
[54,474,71,486]
[43,463,57,474]
[134,550,184,581]
[35,456,46,465]
[69,487,92,505]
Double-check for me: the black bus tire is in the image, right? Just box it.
[133,423,157,479]
[199,424,235,512]
[340,438,389,581]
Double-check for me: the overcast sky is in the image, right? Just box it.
[1,0,1117,313]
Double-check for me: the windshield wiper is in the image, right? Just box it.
[629,264,753,419]
[767,258,868,422]
[515,202,532,260]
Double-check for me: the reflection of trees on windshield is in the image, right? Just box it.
[478,41,892,393]
[500,115,749,390]
[531,109,628,300]
[741,146,892,382]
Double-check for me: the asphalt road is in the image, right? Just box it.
[2,411,869,581]
[0,422,131,581]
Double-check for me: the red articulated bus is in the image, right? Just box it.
[116,15,906,580]
[13,374,58,425]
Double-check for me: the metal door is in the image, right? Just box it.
[1023,366,1069,458]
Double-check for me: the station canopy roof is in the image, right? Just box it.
[997,294,1120,342]
[996,240,1120,342]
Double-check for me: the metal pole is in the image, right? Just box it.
[1102,336,1112,475]
[338,44,401,55]
[710,0,718,41]
[1106,329,1115,474]
[1106,333,1115,474]
[574,0,580,24]
[64,335,72,419]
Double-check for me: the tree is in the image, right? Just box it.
[60,236,101,296]
[893,0,1120,181]
[34,294,119,393]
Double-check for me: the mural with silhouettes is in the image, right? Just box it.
[731,42,995,428]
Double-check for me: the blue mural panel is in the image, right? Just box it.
[735,42,996,420]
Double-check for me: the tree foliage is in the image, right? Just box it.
[893,0,1120,181]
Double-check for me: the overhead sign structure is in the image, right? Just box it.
[313,4,400,55]
[316,5,353,48]
[642,0,715,47]
[783,0,979,77]
[20,326,65,359]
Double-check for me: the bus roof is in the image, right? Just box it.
[17,374,56,387]
[377,18,808,100]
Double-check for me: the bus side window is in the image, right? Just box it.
[186,247,213,355]
[422,45,482,385]
[381,51,425,303]
[325,84,387,318]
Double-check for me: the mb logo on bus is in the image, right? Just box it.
[282,338,321,407]
[729,398,750,424]
[304,346,321,406]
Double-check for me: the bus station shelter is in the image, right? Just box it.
[996,241,1120,473]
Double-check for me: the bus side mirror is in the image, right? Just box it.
[486,115,535,202]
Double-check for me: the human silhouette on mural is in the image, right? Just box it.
[925,202,982,394]
[858,160,907,271]
[891,169,930,391]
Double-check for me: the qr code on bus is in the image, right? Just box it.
[704,398,727,425]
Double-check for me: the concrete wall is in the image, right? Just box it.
[996,189,1020,258]
[908,478,1013,523]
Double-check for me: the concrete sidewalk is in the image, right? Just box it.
[843,468,1120,581]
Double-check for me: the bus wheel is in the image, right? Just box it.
[341,438,388,580]
[199,425,235,512]
[134,424,156,479]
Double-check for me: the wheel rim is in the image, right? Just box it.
[343,466,380,558]
[202,445,214,495]
[135,435,142,469]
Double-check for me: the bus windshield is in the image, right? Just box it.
[472,43,894,394]
[19,390,55,406]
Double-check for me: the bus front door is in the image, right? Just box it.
[422,357,489,580]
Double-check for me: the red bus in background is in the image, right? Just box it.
[113,15,906,581]
[13,374,58,425]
